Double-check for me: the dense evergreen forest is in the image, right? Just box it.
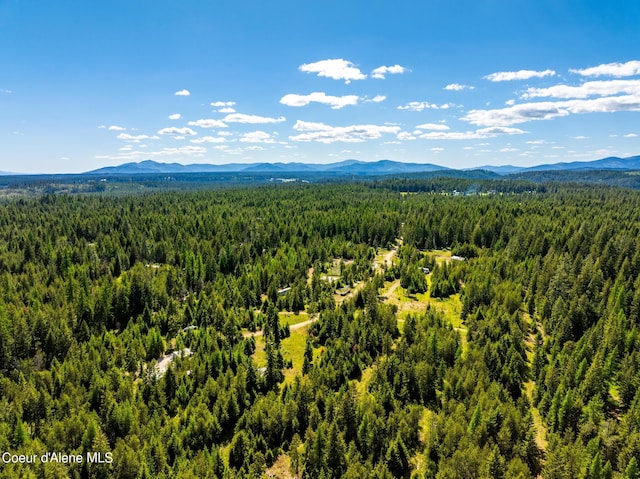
[1,180,640,478]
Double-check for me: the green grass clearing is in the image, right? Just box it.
[251,325,314,386]
[279,311,310,327]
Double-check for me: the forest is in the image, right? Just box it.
[1,179,640,478]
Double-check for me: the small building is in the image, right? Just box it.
[277,287,291,296]
[422,267,430,274]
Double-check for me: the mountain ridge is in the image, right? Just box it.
[83,156,640,176]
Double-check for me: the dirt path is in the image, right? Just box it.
[154,348,192,378]
[524,318,548,458]
[385,280,401,297]
[243,315,319,338]
[374,238,402,271]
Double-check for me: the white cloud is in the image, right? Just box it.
[572,136,588,140]
[190,136,227,144]
[290,120,401,143]
[505,99,516,106]
[371,64,407,79]
[526,140,547,145]
[280,92,359,109]
[431,147,444,152]
[96,145,207,161]
[397,132,416,140]
[168,113,181,120]
[158,127,197,136]
[444,83,475,91]
[292,121,331,132]
[397,101,456,111]
[500,147,518,152]
[370,95,386,103]
[522,79,640,99]
[245,146,265,151]
[419,126,526,140]
[463,95,640,127]
[174,89,191,96]
[223,113,286,124]
[117,133,159,142]
[217,107,236,113]
[624,133,638,138]
[108,125,126,131]
[484,69,556,82]
[240,131,277,143]
[415,123,450,131]
[187,119,228,128]
[211,101,235,107]
[570,60,640,77]
[299,59,366,83]
[155,146,206,156]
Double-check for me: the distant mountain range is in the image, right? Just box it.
[83,156,640,176]
[85,159,451,175]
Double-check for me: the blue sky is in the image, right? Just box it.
[1,0,639,173]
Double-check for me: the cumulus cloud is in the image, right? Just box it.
[217,107,236,113]
[484,69,556,82]
[290,120,401,143]
[211,101,236,107]
[188,119,228,128]
[155,146,206,156]
[415,123,450,131]
[174,89,191,96]
[463,95,640,127]
[168,114,181,120]
[96,145,206,161]
[397,101,456,111]
[117,133,160,142]
[570,60,640,77]
[397,132,416,140]
[158,127,197,136]
[522,79,640,99]
[190,136,227,144]
[108,125,126,131]
[280,92,359,109]
[240,131,278,143]
[624,133,638,138]
[419,126,526,140]
[370,95,386,103]
[223,113,286,124]
[371,64,407,79]
[444,83,475,91]
[299,59,366,83]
